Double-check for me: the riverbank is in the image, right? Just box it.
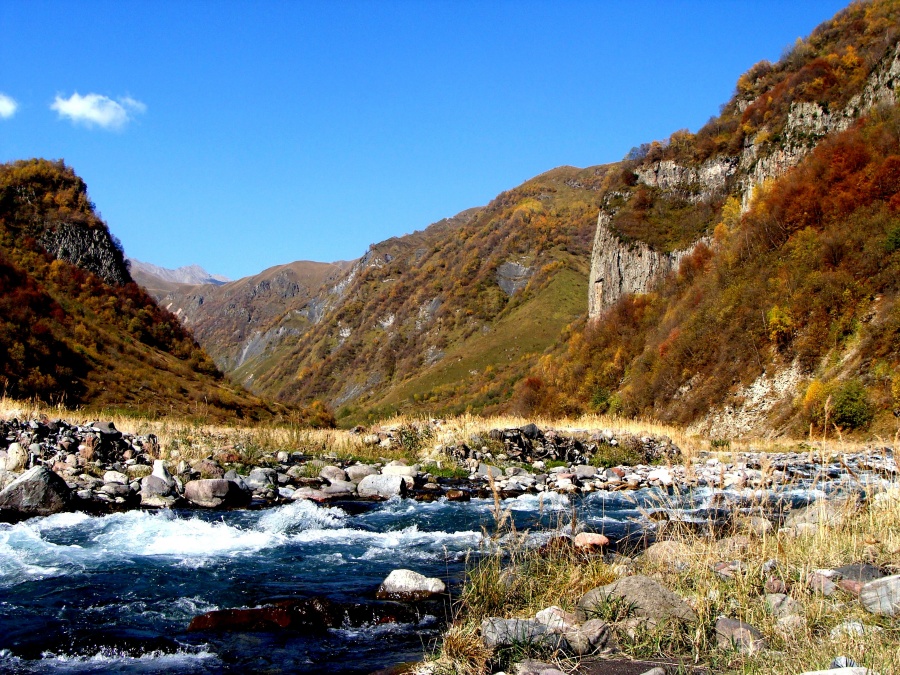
[1,400,898,674]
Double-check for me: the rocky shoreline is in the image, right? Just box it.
[0,416,897,523]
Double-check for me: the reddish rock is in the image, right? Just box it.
[574,532,610,551]
[445,489,470,502]
[839,579,864,596]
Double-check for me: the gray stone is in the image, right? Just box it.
[478,463,502,478]
[290,487,329,502]
[578,575,697,624]
[715,616,766,653]
[246,467,277,490]
[573,465,597,479]
[515,660,556,675]
[319,465,348,484]
[834,564,885,584]
[183,479,251,508]
[345,464,378,483]
[103,470,129,484]
[357,474,407,499]
[0,466,71,517]
[766,593,802,618]
[480,617,566,650]
[563,618,614,655]
[784,499,850,529]
[859,574,900,617]
[322,480,357,496]
[151,460,175,488]
[642,540,693,565]
[140,475,172,497]
[100,483,130,497]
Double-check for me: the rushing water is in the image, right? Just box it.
[0,478,871,674]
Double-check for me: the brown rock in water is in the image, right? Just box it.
[189,597,338,633]
[445,489,470,502]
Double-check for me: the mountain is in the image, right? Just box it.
[530,0,900,436]
[129,0,900,435]
[127,258,230,296]
[145,259,355,381]
[0,158,287,422]
[139,170,606,423]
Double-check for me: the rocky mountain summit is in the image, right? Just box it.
[128,258,230,289]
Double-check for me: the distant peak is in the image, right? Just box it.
[127,258,230,285]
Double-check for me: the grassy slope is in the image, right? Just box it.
[248,166,610,424]
[0,159,286,423]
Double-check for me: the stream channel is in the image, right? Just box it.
[0,479,865,674]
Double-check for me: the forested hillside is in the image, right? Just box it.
[525,0,900,437]
[0,159,292,422]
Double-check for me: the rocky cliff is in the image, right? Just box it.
[588,36,900,319]
[39,221,131,286]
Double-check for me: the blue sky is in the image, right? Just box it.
[2,0,849,280]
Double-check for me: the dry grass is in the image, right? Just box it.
[424,476,900,674]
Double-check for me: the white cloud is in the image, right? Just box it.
[51,92,146,130]
[0,93,18,119]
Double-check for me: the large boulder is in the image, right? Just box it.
[345,464,379,483]
[183,479,251,508]
[140,475,176,507]
[376,569,445,600]
[0,466,71,518]
[245,468,277,490]
[578,575,697,624]
[357,474,407,499]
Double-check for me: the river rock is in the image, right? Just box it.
[784,499,849,529]
[183,479,251,508]
[480,617,565,650]
[578,575,697,624]
[291,487,330,502]
[103,470,129,485]
[319,465,348,484]
[152,460,175,489]
[563,618,615,655]
[0,466,71,517]
[715,616,766,652]
[642,540,692,565]
[345,464,378,483]
[140,475,176,507]
[477,463,502,478]
[188,597,340,633]
[835,564,885,584]
[357,474,407,499]
[534,606,579,632]
[322,480,357,496]
[3,443,27,472]
[377,569,445,600]
[859,574,900,617]
[766,593,802,618]
[246,468,277,490]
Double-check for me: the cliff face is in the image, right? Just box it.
[588,39,900,320]
[39,221,131,286]
[588,212,698,316]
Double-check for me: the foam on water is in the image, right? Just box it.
[257,499,348,533]
[1,648,221,674]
